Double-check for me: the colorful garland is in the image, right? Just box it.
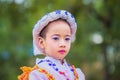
[39,68,55,80]
[71,65,79,80]
[18,65,39,80]
[18,65,55,80]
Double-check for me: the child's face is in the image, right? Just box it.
[39,20,72,60]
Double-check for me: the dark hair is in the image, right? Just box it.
[39,24,48,38]
[39,18,71,39]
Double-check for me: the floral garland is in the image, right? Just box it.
[18,65,38,80]
[39,67,55,80]
[71,65,79,80]
[18,65,55,80]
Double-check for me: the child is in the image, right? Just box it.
[18,10,85,80]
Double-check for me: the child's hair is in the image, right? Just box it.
[39,18,71,39]
[33,10,77,55]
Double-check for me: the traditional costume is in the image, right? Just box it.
[18,10,85,80]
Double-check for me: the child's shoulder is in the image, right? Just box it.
[18,65,55,80]
[18,57,55,80]
[76,68,85,80]
[18,65,39,80]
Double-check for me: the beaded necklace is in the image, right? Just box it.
[38,59,79,80]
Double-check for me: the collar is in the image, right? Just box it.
[36,56,68,66]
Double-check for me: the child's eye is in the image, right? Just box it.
[52,37,59,40]
[65,37,71,41]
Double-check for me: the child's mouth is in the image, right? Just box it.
[58,50,66,54]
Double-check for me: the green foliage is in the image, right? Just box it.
[0,0,120,80]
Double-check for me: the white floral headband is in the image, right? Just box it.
[33,10,77,55]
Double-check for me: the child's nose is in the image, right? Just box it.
[59,40,66,48]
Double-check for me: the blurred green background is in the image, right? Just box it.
[0,0,120,80]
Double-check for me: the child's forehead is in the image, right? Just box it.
[47,20,71,30]
[46,21,72,36]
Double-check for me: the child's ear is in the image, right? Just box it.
[38,37,45,49]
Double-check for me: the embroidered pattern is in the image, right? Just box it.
[38,59,79,80]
